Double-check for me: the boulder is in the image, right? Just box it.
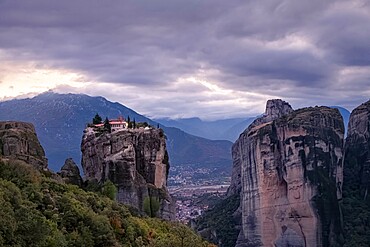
[58,158,83,186]
[0,121,48,170]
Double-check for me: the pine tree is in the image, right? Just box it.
[92,113,102,124]
[104,117,111,133]
[127,116,132,128]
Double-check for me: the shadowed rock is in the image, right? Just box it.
[58,158,83,187]
[0,121,48,170]
[342,100,370,245]
[344,100,370,200]
[81,127,175,220]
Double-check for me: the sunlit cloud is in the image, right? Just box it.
[0,62,89,100]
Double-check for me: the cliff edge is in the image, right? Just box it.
[344,100,370,199]
[342,100,370,245]
[232,100,344,247]
[81,127,175,220]
[0,121,48,170]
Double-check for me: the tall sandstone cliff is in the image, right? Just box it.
[0,121,48,170]
[81,127,175,220]
[342,100,370,245]
[344,100,370,199]
[232,100,344,247]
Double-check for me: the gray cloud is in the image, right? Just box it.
[0,0,369,118]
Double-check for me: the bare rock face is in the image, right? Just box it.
[344,100,370,199]
[58,158,83,187]
[233,102,344,247]
[0,121,48,170]
[81,127,175,220]
[247,99,294,132]
[228,99,293,196]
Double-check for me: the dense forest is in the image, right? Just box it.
[0,159,214,247]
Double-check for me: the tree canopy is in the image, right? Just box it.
[0,159,213,247]
[104,117,111,133]
[92,113,102,124]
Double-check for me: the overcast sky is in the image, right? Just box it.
[0,0,369,120]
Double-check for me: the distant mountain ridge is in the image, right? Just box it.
[155,107,350,142]
[155,117,255,142]
[0,92,232,171]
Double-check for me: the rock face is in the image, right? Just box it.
[344,100,370,199]
[232,100,344,247]
[81,127,175,220]
[0,121,48,170]
[228,100,294,196]
[342,100,370,245]
[58,158,83,187]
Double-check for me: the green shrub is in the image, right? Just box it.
[101,180,117,200]
[143,196,160,217]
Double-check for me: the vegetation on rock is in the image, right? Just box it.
[104,117,112,133]
[92,113,102,124]
[143,196,160,218]
[101,180,118,201]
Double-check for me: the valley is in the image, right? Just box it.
[0,92,235,226]
[168,163,231,223]
[0,92,366,247]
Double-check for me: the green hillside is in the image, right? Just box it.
[0,159,214,247]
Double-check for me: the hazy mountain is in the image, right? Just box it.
[154,117,255,142]
[330,106,350,134]
[155,106,350,142]
[222,117,256,141]
[0,92,232,171]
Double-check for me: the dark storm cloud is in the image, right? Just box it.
[313,3,370,66]
[205,45,333,85]
[0,0,229,84]
[0,0,369,117]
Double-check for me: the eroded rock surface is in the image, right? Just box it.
[228,100,294,197]
[0,121,48,170]
[58,158,83,186]
[341,100,370,245]
[81,127,175,220]
[344,100,370,199]
[233,101,344,247]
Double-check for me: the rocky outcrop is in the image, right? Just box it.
[81,127,175,220]
[232,100,344,247]
[58,158,83,187]
[344,100,370,199]
[248,99,294,131]
[228,100,294,197]
[0,121,48,170]
[341,100,370,245]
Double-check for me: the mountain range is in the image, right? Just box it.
[0,92,351,173]
[0,92,232,171]
[154,117,255,142]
